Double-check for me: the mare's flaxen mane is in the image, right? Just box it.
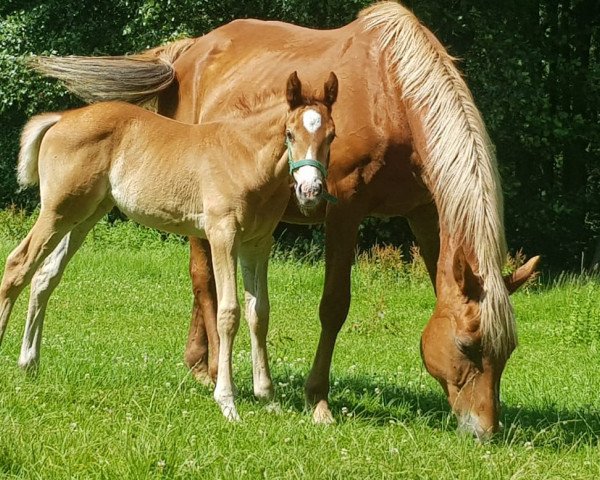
[361,2,514,358]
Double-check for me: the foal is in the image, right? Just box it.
[0,71,338,420]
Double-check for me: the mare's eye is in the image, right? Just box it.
[286,130,294,143]
[456,336,482,360]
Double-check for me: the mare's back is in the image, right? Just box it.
[173,18,401,137]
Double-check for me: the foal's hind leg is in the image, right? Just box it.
[0,212,72,346]
[18,202,113,371]
[240,236,274,402]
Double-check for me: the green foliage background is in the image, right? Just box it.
[1,0,599,269]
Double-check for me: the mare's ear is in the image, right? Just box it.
[453,246,484,301]
[504,255,540,294]
[324,72,338,108]
[286,71,303,110]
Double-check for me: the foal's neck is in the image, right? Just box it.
[225,102,290,181]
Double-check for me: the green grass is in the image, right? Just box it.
[0,221,599,479]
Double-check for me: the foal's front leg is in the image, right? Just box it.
[207,224,241,421]
[240,237,274,402]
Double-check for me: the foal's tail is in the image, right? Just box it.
[18,113,62,188]
[28,38,195,104]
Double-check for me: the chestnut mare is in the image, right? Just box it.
[33,1,538,438]
[0,72,338,421]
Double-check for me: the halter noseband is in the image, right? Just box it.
[286,138,338,204]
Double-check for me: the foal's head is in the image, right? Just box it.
[284,71,338,214]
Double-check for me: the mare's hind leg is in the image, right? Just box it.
[18,201,113,371]
[0,212,72,346]
[185,237,219,386]
[240,236,274,401]
[305,204,365,424]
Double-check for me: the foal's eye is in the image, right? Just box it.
[327,132,336,143]
[286,130,294,143]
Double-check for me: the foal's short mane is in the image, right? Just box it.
[232,87,323,119]
[360,1,514,359]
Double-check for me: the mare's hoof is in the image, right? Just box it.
[191,367,214,388]
[312,400,336,425]
[215,394,241,422]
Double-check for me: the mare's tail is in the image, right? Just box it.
[28,38,195,104]
[18,113,62,188]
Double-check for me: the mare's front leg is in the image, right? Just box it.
[185,237,219,386]
[18,202,113,371]
[406,201,440,288]
[207,221,241,421]
[240,236,274,402]
[305,203,365,424]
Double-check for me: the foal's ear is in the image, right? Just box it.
[286,71,303,110]
[453,246,484,301]
[324,72,338,108]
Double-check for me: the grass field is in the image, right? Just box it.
[0,219,599,479]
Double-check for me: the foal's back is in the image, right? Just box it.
[37,102,237,236]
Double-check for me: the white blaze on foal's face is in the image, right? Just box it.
[303,109,322,134]
[284,71,338,214]
[291,108,326,206]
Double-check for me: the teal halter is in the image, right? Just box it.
[286,138,338,204]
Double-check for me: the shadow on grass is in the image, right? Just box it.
[228,369,600,447]
[500,402,600,447]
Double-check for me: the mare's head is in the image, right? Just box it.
[284,71,338,215]
[421,246,540,440]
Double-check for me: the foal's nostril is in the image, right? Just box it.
[314,182,323,197]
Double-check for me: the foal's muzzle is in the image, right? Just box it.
[293,163,325,212]
[287,140,337,207]
[296,178,324,208]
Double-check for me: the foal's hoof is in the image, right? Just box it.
[220,405,241,422]
[264,401,283,415]
[17,357,39,377]
[254,385,274,403]
[215,394,241,422]
[312,400,336,425]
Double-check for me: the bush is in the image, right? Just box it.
[2,1,598,270]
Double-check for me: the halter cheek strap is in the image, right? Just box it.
[286,139,338,204]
